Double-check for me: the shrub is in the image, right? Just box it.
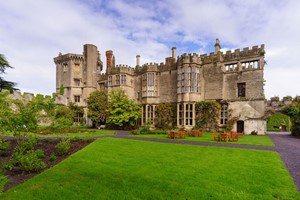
[0,139,10,150]
[83,136,94,143]
[17,150,46,171]
[0,169,8,192]
[49,153,57,162]
[55,139,71,155]
[35,149,45,159]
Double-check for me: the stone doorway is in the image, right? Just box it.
[237,120,244,133]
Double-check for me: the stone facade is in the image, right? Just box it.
[54,39,266,134]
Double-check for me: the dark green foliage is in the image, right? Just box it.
[285,102,300,136]
[87,90,108,126]
[267,113,291,131]
[55,139,71,155]
[35,149,45,159]
[53,105,74,127]
[0,138,10,150]
[107,89,141,129]
[0,54,18,92]
[16,150,46,171]
[0,169,8,192]
[49,153,57,162]
[154,103,177,130]
[195,101,221,130]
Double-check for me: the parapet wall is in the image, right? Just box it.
[108,65,135,75]
[200,44,265,64]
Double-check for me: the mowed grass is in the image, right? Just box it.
[133,132,275,146]
[1,138,299,200]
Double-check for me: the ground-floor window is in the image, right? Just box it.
[74,112,83,123]
[178,103,194,126]
[220,103,228,125]
[142,104,155,124]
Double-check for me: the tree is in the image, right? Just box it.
[87,90,108,126]
[106,89,141,129]
[285,101,300,136]
[195,101,221,130]
[154,102,177,130]
[0,54,17,92]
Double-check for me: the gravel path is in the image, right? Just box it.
[114,130,300,192]
[268,132,300,192]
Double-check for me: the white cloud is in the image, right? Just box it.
[0,0,300,98]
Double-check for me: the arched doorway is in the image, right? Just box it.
[237,120,244,133]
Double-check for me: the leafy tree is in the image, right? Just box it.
[0,91,14,134]
[0,54,17,92]
[285,101,300,136]
[106,89,141,129]
[154,102,177,130]
[195,101,221,130]
[87,90,108,126]
[53,105,74,127]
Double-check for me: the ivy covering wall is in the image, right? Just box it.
[267,113,291,132]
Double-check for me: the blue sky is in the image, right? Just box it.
[0,0,299,98]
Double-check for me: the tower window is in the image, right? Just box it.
[238,83,246,97]
[74,95,80,103]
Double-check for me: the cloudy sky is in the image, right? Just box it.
[1,0,299,98]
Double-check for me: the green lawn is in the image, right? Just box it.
[1,138,299,199]
[132,132,275,146]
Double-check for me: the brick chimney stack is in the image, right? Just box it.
[106,50,114,74]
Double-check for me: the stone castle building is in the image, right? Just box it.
[54,39,266,134]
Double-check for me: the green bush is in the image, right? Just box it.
[0,139,10,150]
[267,113,291,131]
[35,149,45,159]
[55,139,71,155]
[49,153,57,162]
[17,150,46,171]
[0,169,8,192]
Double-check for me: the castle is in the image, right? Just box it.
[54,39,266,134]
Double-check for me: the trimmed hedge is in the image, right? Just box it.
[267,113,291,132]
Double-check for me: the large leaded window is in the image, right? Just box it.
[142,73,156,97]
[177,66,200,93]
[121,75,126,85]
[220,103,228,125]
[178,103,194,126]
[116,75,120,85]
[108,76,112,86]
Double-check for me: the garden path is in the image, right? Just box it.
[268,132,300,192]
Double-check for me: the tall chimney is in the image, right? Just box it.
[106,50,113,74]
[172,47,176,59]
[136,55,140,66]
[214,38,221,53]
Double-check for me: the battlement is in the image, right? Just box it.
[178,53,201,64]
[1,90,52,102]
[223,44,265,62]
[108,65,135,75]
[98,73,107,81]
[54,53,84,64]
